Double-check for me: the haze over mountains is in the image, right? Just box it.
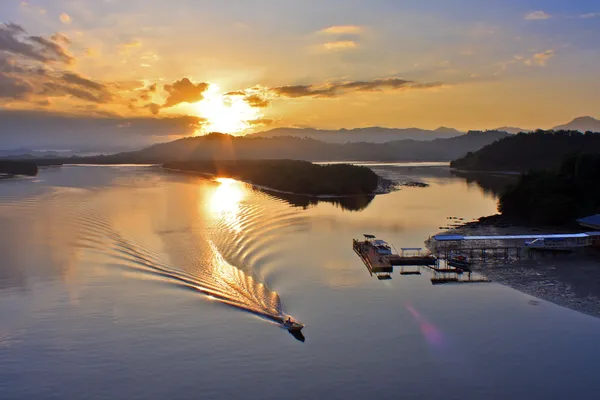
[249,126,464,143]
[24,130,509,164]
[246,116,600,144]
[0,113,598,155]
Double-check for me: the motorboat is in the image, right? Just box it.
[447,254,470,270]
[282,317,304,331]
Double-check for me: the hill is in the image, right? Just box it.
[499,154,600,225]
[450,130,600,172]
[64,130,506,164]
[0,161,38,176]
[249,126,464,143]
[552,116,600,132]
[164,160,380,197]
[494,126,528,134]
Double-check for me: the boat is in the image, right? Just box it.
[447,254,470,270]
[353,235,436,278]
[282,317,304,331]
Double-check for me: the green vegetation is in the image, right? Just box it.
[499,154,600,225]
[164,160,381,196]
[0,161,38,176]
[451,130,600,172]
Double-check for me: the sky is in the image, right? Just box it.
[1,0,600,148]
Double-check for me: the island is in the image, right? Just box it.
[0,160,38,177]
[163,160,387,197]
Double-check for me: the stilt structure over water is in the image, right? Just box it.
[426,232,600,261]
[353,235,435,279]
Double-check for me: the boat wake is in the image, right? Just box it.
[0,170,307,337]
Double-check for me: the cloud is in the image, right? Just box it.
[224,90,246,96]
[319,25,363,35]
[524,50,555,66]
[162,78,209,108]
[525,11,551,20]
[247,118,275,126]
[137,83,157,101]
[323,41,357,51]
[0,23,73,64]
[244,94,269,108]
[0,109,206,149]
[0,42,111,104]
[59,13,71,24]
[579,13,600,19]
[269,77,440,98]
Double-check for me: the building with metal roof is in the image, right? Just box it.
[577,214,600,231]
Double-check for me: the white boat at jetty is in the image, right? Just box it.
[353,234,436,278]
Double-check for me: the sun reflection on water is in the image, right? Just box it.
[207,177,246,233]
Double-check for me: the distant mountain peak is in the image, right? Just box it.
[435,126,460,133]
[250,126,464,143]
[570,116,598,123]
[553,116,600,132]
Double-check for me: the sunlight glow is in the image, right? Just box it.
[208,178,246,232]
[193,84,260,134]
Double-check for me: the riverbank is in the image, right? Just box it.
[443,215,600,318]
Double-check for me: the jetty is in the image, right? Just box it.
[426,232,600,261]
[352,235,435,279]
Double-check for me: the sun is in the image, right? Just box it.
[192,84,260,134]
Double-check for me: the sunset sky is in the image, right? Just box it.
[1,0,600,147]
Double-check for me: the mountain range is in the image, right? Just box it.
[248,116,600,144]
[31,130,508,165]
[248,126,464,143]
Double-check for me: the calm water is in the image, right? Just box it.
[1,165,599,400]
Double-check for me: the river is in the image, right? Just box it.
[1,164,599,399]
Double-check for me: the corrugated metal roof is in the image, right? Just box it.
[577,214,600,228]
[434,233,591,241]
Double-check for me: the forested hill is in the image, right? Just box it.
[52,130,507,164]
[450,130,600,172]
[499,154,600,225]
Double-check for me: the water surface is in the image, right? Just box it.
[1,165,599,400]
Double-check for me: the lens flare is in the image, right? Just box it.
[405,304,444,347]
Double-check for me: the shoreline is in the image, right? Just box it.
[442,214,600,318]
[450,168,521,176]
[163,166,401,198]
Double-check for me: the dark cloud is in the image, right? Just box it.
[271,85,335,98]
[147,103,160,115]
[224,90,245,96]
[0,23,73,64]
[61,72,106,92]
[163,78,209,108]
[270,77,442,98]
[0,51,112,104]
[0,109,206,150]
[244,94,270,108]
[138,83,157,102]
[247,118,275,126]
[0,22,110,105]
[0,71,32,99]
